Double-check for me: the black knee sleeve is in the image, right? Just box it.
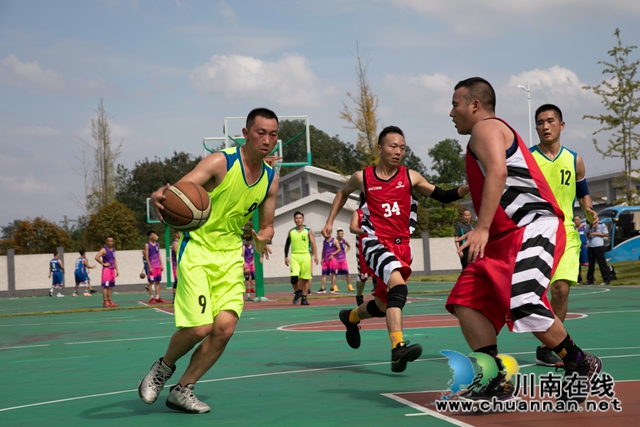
[366,299,386,318]
[387,284,408,310]
[290,276,299,285]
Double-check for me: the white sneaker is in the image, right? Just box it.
[166,384,210,414]
[57,293,64,297]
[138,359,175,404]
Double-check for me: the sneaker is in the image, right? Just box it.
[103,300,110,308]
[84,292,91,297]
[72,292,78,297]
[301,296,310,306]
[391,341,422,373]
[155,297,166,303]
[292,290,302,305]
[348,284,354,292]
[57,293,64,298]
[48,290,53,297]
[149,298,158,304]
[166,384,210,414]
[316,289,326,294]
[535,346,564,367]
[356,295,364,306]
[138,358,175,404]
[458,371,516,402]
[560,351,603,404]
[109,300,118,307]
[90,289,97,294]
[338,309,361,349]
[586,281,594,285]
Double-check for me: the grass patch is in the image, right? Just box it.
[592,260,640,286]
[415,273,460,282]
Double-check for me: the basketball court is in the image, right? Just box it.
[1,282,638,426]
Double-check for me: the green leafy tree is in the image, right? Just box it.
[11,217,73,254]
[427,139,466,185]
[277,120,362,176]
[583,28,640,205]
[60,215,89,251]
[83,202,140,250]
[116,151,202,238]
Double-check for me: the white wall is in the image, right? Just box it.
[2,236,460,294]
[429,237,463,272]
[0,256,7,291]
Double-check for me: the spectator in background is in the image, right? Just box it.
[586,221,611,285]
[454,209,474,270]
[574,215,589,284]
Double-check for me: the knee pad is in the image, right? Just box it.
[366,299,386,318]
[387,284,408,310]
[244,274,250,281]
[290,276,299,285]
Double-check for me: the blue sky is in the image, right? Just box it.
[1,0,640,225]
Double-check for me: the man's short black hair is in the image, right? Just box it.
[535,104,563,122]
[147,230,156,237]
[53,251,58,257]
[454,77,496,112]
[105,236,114,240]
[294,211,304,218]
[246,108,279,130]
[378,125,405,146]
[79,249,86,256]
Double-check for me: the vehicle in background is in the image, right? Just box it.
[596,206,640,262]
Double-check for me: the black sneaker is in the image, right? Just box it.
[535,346,564,367]
[316,289,326,294]
[90,289,97,294]
[292,290,302,305]
[560,351,603,404]
[355,295,364,306]
[458,371,516,402]
[301,296,310,306]
[391,341,422,373]
[339,309,361,349]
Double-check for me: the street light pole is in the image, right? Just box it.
[518,81,533,147]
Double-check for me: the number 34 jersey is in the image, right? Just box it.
[185,146,276,253]
[530,146,577,229]
[361,165,417,240]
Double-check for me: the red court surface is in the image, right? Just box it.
[384,380,639,426]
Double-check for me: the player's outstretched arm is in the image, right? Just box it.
[409,170,469,202]
[150,153,227,221]
[575,155,598,226]
[253,174,279,263]
[322,171,363,238]
[458,120,508,262]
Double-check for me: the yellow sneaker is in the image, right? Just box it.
[348,284,354,292]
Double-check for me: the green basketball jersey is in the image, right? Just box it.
[289,227,311,254]
[181,146,275,254]
[530,145,577,228]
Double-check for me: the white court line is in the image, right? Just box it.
[381,392,475,425]
[0,344,50,351]
[571,288,611,296]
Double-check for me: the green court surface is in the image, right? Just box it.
[0,283,639,426]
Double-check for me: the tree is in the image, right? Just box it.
[75,99,123,214]
[1,219,23,240]
[427,139,466,185]
[583,28,640,205]
[276,120,362,176]
[340,44,379,167]
[83,202,140,251]
[403,145,429,179]
[11,217,73,255]
[116,151,202,238]
[60,215,89,251]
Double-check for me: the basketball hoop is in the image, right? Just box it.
[265,155,283,174]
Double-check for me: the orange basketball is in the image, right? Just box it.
[161,182,211,232]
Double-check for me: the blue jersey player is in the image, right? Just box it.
[48,252,65,298]
[73,250,95,297]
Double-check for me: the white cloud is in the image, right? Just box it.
[381,72,455,118]
[386,0,640,35]
[190,54,332,107]
[216,0,237,24]
[0,54,64,91]
[8,126,63,138]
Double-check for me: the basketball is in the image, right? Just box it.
[161,182,211,232]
